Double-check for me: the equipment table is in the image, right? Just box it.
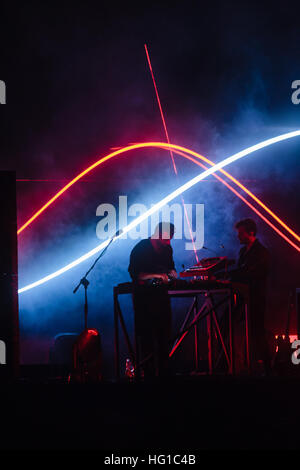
[113,281,250,380]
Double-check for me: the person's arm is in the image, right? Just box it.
[231,247,270,282]
[168,269,178,279]
[138,272,169,283]
[166,245,177,279]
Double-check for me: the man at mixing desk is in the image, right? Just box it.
[128,222,177,379]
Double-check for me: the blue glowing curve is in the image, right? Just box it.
[18,130,300,293]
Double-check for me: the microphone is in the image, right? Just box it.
[203,243,225,255]
[202,246,218,256]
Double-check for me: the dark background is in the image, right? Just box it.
[0,1,299,377]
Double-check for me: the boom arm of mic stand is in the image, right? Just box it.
[73,236,115,294]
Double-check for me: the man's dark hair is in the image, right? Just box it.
[235,218,257,235]
[156,221,175,238]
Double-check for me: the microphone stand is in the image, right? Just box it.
[73,234,116,330]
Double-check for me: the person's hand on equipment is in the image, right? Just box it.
[168,270,178,279]
[156,273,169,283]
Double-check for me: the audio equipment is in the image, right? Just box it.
[180,256,235,278]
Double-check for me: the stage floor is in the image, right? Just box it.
[1,370,300,451]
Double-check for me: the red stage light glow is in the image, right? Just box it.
[87,329,99,336]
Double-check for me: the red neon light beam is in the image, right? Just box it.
[144,44,177,175]
[144,43,199,262]
[144,45,299,246]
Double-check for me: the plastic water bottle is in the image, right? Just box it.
[125,358,135,380]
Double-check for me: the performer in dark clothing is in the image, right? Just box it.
[230,218,270,373]
[128,222,177,379]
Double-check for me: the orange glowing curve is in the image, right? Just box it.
[16,142,300,251]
